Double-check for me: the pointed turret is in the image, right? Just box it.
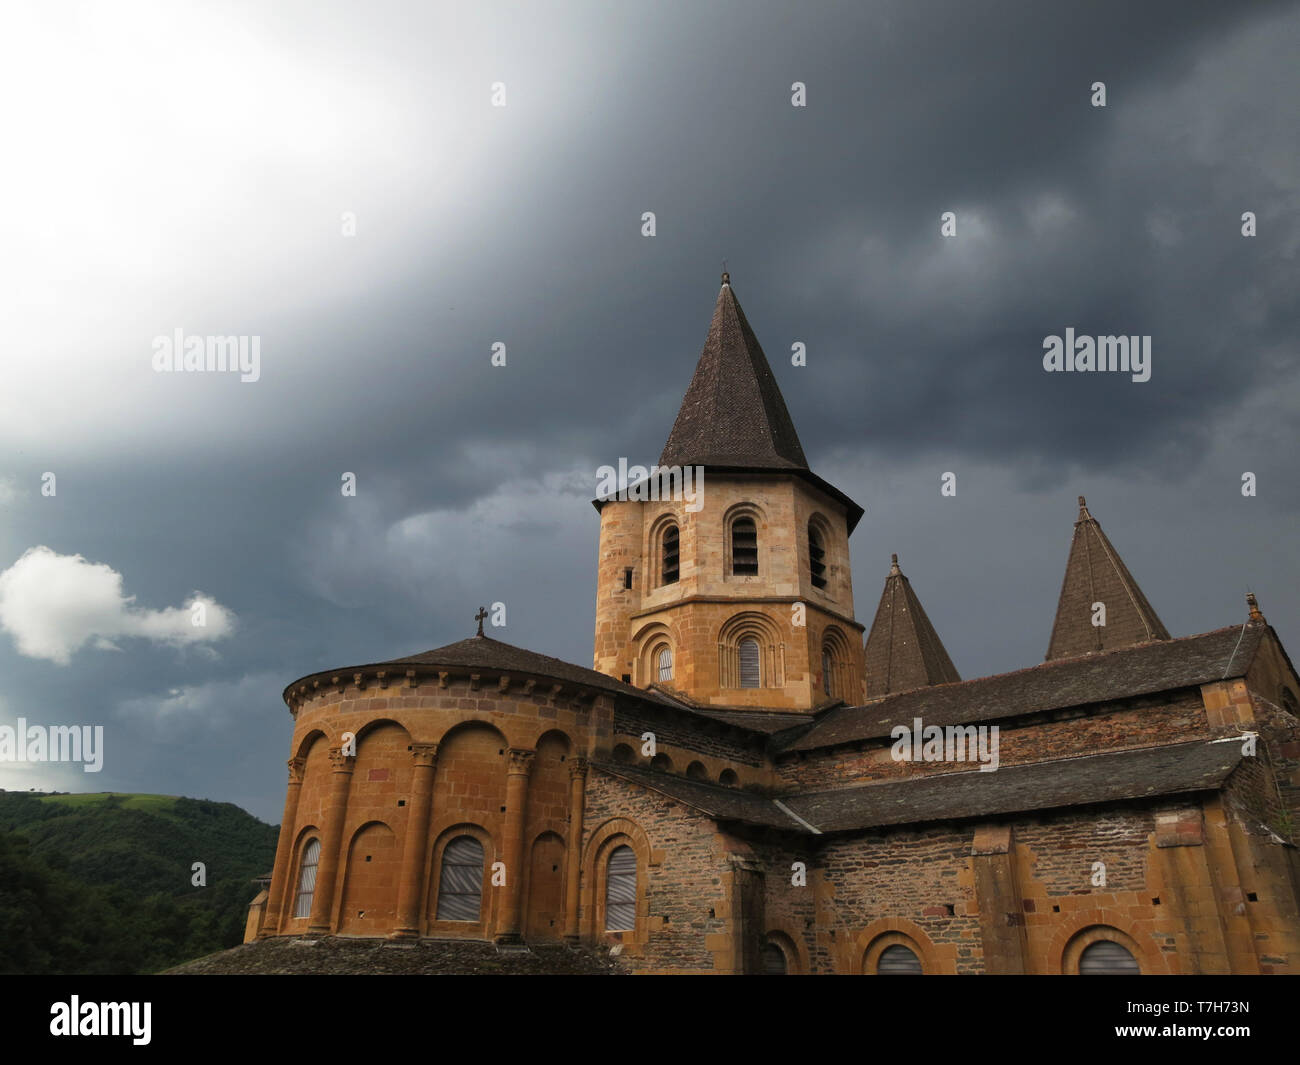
[1045,496,1170,661]
[863,553,961,698]
[659,273,810,471]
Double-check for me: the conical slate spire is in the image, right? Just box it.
[659,274,809,470]
[864,554,961,698]
[1045,496,1170,661]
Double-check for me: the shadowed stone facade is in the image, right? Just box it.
[248,276,1300,974]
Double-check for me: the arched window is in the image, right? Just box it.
[661,524,680,585]
[657,645,673,682]
[436,835,485,922]
[731,517,758,575]
[1079,940,1140,974]
[808,521,827,589]
[877,944,923,974]
[822,648,833,696]
[686,761,708,780]
[739,638,760,688]
[606,846,637,931]
[719,768,739,788]
[762,941,788,974]
[293,838,320,918]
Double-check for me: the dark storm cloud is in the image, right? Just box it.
[1,0,1296,821]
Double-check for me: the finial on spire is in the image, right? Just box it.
[1247,591,1263,621]
[721,259,729,286]
[1077,495,1091,520]
[889,553,901,575]
[474,606,488,636]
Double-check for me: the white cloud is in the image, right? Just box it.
[0,547,234,664]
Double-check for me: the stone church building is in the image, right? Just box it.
[247,275,1300,974]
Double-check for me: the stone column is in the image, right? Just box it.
[261,756,306,935]
[563,757,589,943]
[391,743,438,939]
[495,747,534,943]
[306,746,355,935]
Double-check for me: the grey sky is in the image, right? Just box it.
[1,0,1296,822]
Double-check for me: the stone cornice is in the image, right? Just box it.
[628,595,865,634]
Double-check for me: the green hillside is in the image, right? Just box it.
[0,790,278,975]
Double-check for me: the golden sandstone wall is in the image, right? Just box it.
[593,472,864,710]
[249,651,1300,973]
[258,674,610,945]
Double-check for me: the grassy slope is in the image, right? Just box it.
[0,790,278,975]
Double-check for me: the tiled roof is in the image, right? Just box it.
[592,762,807,830]
[1046,496,1170,660]
[863,554,961,697]
[659,275,809,471]
[284,633,675,706]
[596,739,1245,834]
[774,622,1264,753]
[782,738,1245,833]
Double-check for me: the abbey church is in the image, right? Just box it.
[246,275,1300,974]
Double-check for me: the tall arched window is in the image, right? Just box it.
[877,944,923,974]
[606,845,637,931]
[808,521,827,588]
[1079,940,1140,974]
[436,835,485,921]
[657,645,673,682]
[293,838,321,918]
[738,638,761,688]
[822,648,833,696]
[731,517,758,575]
[661,524,680,585]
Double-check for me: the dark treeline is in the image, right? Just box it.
[0,792,277,974]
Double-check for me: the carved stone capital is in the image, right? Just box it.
[287,756,307,784]
[411,742,439,768]
[506,748,535,776]
[328,746,356,771]
[568,756,590,782]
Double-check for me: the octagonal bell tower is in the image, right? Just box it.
[593,273,865,711]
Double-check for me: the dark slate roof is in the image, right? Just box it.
[592,762,806,830]
[774,621,1266,753]
[781,738,1245,833]
[863,554,961,697]
[659,276,809,471]
[284,633,676,706]
[1046,496,1170,661]
[284,635,787,742]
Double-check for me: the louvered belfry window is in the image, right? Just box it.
[731,517,758,575]
[1079,940,1140,974]
[294,838,321,918]
[739,638,761,688]
[436,835,485,922]
[877,944,923,974]
[662,524,680,585]
[809,523,827,588]
[606,845,637,931]
[657,645,673,682]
